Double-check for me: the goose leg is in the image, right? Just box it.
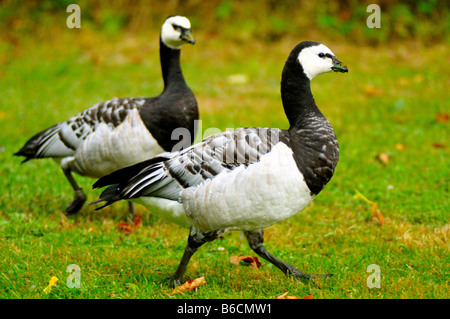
[61,163,86,215]
[167,228,223,288]
[244,229,332,282]
[128,202,136,221]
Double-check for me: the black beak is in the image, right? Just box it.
[331,56,348,73]
[180,29,195,44]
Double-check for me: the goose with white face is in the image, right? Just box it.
[298,43,348,80]
[161,16,195,50]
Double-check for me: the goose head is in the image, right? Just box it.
[161,16,195,50]
[295,41,348,80]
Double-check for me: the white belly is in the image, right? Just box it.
[69,109,165,178]
[133,197,191,228]
[181,143,315,232]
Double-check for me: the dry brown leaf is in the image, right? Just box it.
[363,85,382,96]
[376,152,390,165]
[431,143,446,149]
[354,189,385,226]
[394,115,404,123]
[436,112,449,123]
[116,221,133,234]
[116,214,142,234]
[171,277,205,295]
[276,292,289,299]
[133,214,142,228]
[302,293,314,299]
[230,255,261,268]
[395,143,406,151]
[371,202,385,225]
[276,292,298,299]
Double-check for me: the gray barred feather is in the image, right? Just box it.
[93,127,289,205]
[15,97,146,160]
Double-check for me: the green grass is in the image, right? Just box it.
[0,25,448,299]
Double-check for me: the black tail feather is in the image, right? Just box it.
[91,155,171,210]
[14,124,60,162]
[92,155,169,190]
[89,184,122,210]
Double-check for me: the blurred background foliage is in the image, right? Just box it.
[0,0,448,45]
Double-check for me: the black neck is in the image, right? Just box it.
[160,38,186,91]
[281,60,324,130]
[280,51,339,195]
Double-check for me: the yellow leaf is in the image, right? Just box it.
[354,189,375,205]
[377,153,390,165]
[363,85,382,96]
[395,143,406,151]
[354,189,385,226]
[43,276,59,294]
[276,292,289,299]
[371,202,385,225]
[171,277,205,295]
[276,292,298,299]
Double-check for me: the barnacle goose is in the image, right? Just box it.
[92,41,348,287]
[14,16,198,215]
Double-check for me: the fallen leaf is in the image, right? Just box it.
[230,255,261,268]
[354,189,385,226]
[43,276,59,294]
[302,293,314,299]
[171,277,205,295]
[395,143,405,151]
[363,85,382,96]
[133,214,142,228]
[394,115,404,123]
[116,221,134,234]
[376,153,390,165]
[435,113,449,123]
[339,9,351,21]
[276,292,289,299]
[276,292,298,299]
[371,202,385,225]
[431,143,446,149]
[117,214,142,234]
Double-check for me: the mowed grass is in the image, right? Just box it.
[0,25,448,299]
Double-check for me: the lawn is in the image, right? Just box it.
[0,19,448,299]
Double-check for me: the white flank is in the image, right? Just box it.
[181,142,315,232]
[68,109,164,178]
[133,197,191,228]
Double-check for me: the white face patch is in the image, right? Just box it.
[161,16,191,50]
[298,44,336,80]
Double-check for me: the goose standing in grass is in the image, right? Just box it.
[14,16,198,216]
[92,41,348,287]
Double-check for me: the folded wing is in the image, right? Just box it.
[92,127,289,208]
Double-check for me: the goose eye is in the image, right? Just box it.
[318,52,325,58]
